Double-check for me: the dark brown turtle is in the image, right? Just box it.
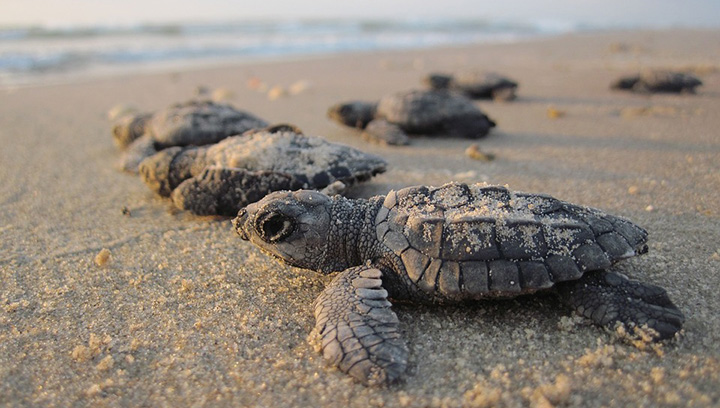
[234,182,684,385]
[611,70,703,94]
[327,90,496,145]
[138,125,387,216]
[111,100,268,172]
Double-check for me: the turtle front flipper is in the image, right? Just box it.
[556,270,684,341]
[362,119,410,145]
[314,266,408,386]
[139,146,198,196]
[171,167,299,216]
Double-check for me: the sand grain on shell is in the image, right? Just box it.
[205,130,384,178]
[395,182,590,257]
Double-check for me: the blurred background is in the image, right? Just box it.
[2,0,719,87]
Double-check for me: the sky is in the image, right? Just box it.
[1,0,720,28]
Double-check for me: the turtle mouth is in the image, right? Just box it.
[233,208,250,241]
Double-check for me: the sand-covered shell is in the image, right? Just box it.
[373,182,648,299]
[112,99,268,149]
[138,127,388,215]
[145,100,268,147]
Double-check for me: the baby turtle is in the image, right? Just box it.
[111,100,268,172]
[234,182,684,385]
[424,71,518,101]
[327,90,496,145]
[611,70,702,94]
[139,125,387,216]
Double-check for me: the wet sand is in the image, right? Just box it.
[1,29,719,407]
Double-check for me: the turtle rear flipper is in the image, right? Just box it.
[314,266,408,386]
[362,119,410,145]
[556,270,684,340]
[171,167,299,216]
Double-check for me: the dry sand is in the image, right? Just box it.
[1,29,720,407]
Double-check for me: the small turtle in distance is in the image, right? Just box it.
[111,100,268,172]
[611,70,702,94]
[234,182,684,385]
[424,71,519,101]
[139,125,387,216]
[327,90,496,145]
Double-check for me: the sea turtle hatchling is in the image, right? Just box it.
[233,182,684,385]
[111,100,268,172]
[611,70,703,94]
[424,71,519,101]
[138,125,387,216]
[327,90,496,145]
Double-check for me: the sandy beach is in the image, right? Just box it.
[1,29,720,407]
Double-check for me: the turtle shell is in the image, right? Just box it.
[150,100,269,148]
[193,130,387,189]
[374,182,648,299]
[374,90,481,133]
[451,72,518,96]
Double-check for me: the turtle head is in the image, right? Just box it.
[610,75,640,90]
[233,190,334,272]
[111,112,152,149]
[423,73,453,90]
[327,101,377,129]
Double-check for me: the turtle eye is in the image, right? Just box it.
[257,212,295,243]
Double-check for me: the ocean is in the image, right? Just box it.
[0,18,576,88]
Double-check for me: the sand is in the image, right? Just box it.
[1,29,720,407]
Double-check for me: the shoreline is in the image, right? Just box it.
[0,25,545,91]
[4,27,711,91]
[1,28,719,407]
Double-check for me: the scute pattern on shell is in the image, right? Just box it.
[202,130,386,188]
[149,100,269,146]
[375,182,648,299]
